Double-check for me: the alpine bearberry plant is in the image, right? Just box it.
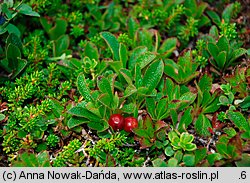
[0,0,249,167]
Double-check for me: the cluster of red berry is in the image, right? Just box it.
[108,114,138,132]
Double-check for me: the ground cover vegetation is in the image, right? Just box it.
[0,0,249,167]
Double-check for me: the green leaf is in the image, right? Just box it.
[165,78,175,99]
[158,38,177,57]
[84,42,99,61]
[142,60,164,93]
[152,158,167,167]
[119,43,128,68]
[120,68,133,85]
[180,132,194,144]
[168,52,199,84]
[196,2,208,18]
[184,0,197,14]
[100,32,119,60]
[195,114,212,136]
[178,92,197,111]
[55,35,69,56]
[228,48,247,65]
[97,77,113,99]
[77,74,93,102]
[144,117,154,139]
[164,59,179,82]
[18,4,40,17]
[88,120,109,132]
[6,43,20,70]
[207,153,223,166]
[97,131,112,139]
[40,17,52,33]
[68,106,100,122]
[137,29,153,51]
[184,143,197,151]
[50,99,64,118]
[227,111,249,132]
[136,52,156,69]
[98,105,107,119]
[108,61,123,74]
[171,141,181,150]
[133,129,149,139]
[165,146,175,157]
[0,114,5,121]
[128,17,139,39]
[12,152,39,167]
[209,25,219,38]
[208,43,219,59]
[37,152,51,167]
[10,58,27,79]
[123,84,137,98]
[128,46,147,70]
[170,109,178,127]
[216,142,229,158]
[222,3,234,23]
[6,33,22,50]
[202,96,220,113]
[98,93,112,108]
[174,151,183,163]
[183,154,195,166]
[4,0,14,8]
[146,98,156,119]
[216,51,227,70]
[207,10,221,25]
[167,158,179,167]
[0,27,8,35]
[135,64,142,88]
[178,107,192,132]
[112,92,119,110]
[137,87,148,96]
[156,130,166,141]
[218,135,229,144]
[155,140,164,149]
[235,153,250,167]
[198,74,212,93]
[195,148,207,165]
[223,127,237,138]
[1,4,12,19]
[6,23,21,37]
[168,131,179,142]
[48,19,67,40]
[239,96,250,109]
[86,102,102,117]
[122,103,136,114]
[156,97,168,120]
[217,36,229,53]
[219,95,230,105]
[67,117,89,129]
[199,15,210,28]
[241,131,250,139]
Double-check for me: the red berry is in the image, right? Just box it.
[124,117,138,132]
[108,114,124,131]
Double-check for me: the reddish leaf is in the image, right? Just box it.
[228,134,242,157]
[139,137,154,149]
[155,120,167,131]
